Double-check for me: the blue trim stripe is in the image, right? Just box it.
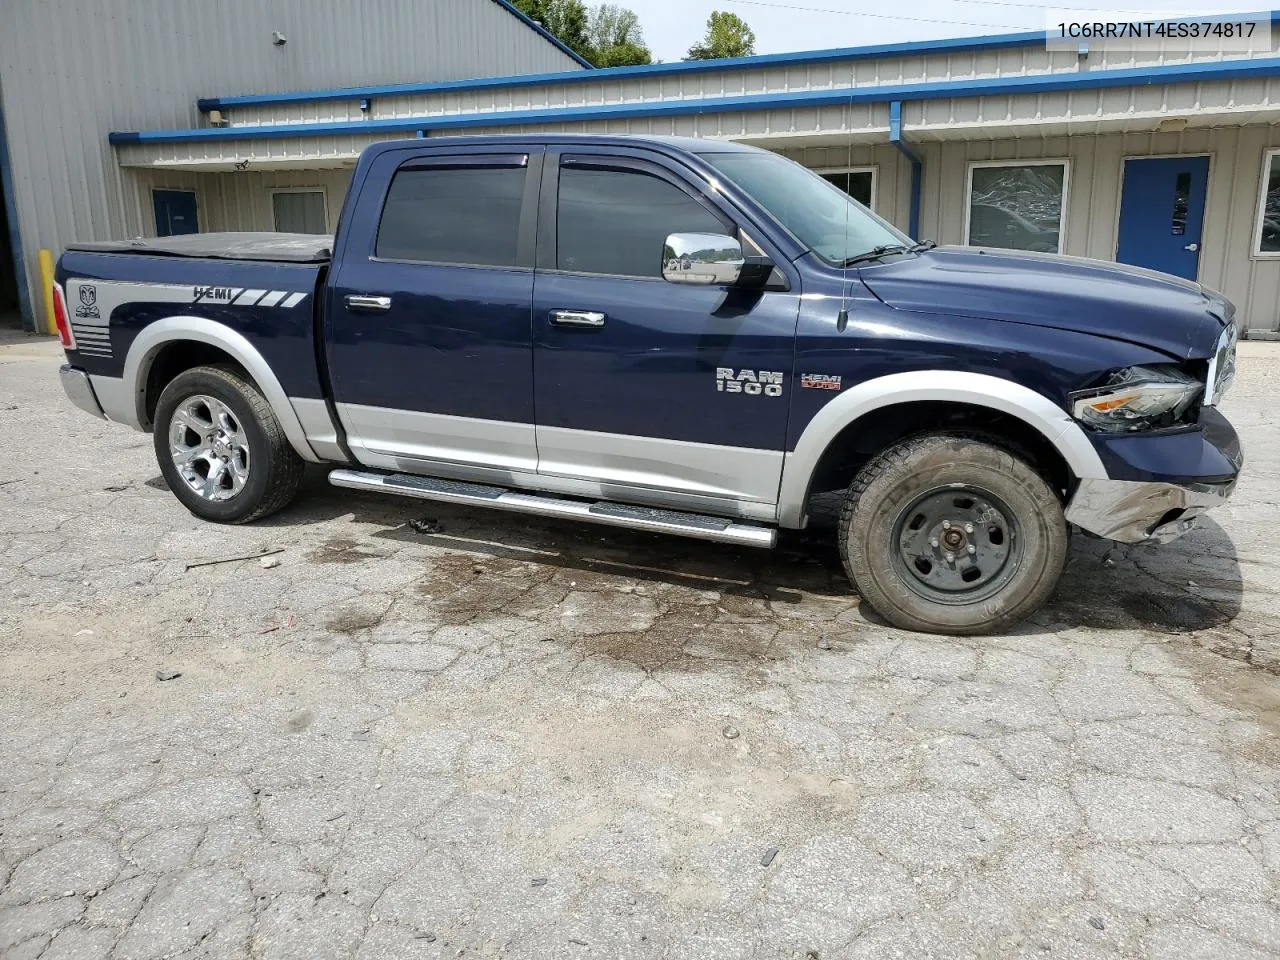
[118,57,1280,146]
[196,29,1049,112]
[487,0,593,70]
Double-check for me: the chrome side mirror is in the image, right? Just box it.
[662,233,744,286]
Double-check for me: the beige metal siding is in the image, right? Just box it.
[122,168,357,237]
[223,40,1274,129]
[0,0,582,326]
[920,126,1280,334]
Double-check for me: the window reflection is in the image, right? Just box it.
[967,163,1066,253]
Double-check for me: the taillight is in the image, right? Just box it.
[51,283,75,349]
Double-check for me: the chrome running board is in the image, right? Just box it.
[328,469,777,548]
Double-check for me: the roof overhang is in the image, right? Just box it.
[190,11,1280,114]
[111,56,1280,150]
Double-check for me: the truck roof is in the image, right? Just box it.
[66,137,760,265]
[66,232,332,264]
[362,133,761,156]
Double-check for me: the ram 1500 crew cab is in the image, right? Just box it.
[55,135,1242,635]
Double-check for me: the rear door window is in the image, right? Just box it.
[376,164,527,267]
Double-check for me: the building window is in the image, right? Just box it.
[272,190,328,234]
[1255,149,1280,257]
[375,165,526,267]
[817,168,875,209]
[965,161,1068,253]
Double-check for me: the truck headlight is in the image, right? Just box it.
[1203,322,1238,406]
[1070,365,1202,433]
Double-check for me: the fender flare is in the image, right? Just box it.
[776,370,1108,528]
[123,316,320,463]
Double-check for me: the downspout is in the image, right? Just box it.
[888,100,922,240]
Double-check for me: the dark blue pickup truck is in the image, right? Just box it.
[55,135,1242,635]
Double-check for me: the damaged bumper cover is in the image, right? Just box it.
[1067,406,1241,543]
[59,364,105,420]
[1065,477,1235,543]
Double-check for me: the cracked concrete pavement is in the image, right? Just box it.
[3,334,1280,958]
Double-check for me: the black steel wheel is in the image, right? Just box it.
[839,433,1068,635]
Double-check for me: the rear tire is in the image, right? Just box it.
[153,365,305,524]
[838,433,1068,635]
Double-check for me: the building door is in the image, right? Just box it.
[1116,156,1209,280]
[152,190,199,236]
[272,190,328,234]
[0,170,17,325]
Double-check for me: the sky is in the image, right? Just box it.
[630,0,1266,61]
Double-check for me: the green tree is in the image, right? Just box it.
[587,3,653,66]
[512,0,593,62]
[686,11,756,60]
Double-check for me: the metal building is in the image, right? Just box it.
[0,0,587,331]
[105,19,1280,337]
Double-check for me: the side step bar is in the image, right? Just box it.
[328,469,777,548]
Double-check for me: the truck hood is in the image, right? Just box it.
[857,246,1227,360]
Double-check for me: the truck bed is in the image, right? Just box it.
[66,232,332,264]
[56,241,328,402]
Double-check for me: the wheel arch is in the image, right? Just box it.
[777,370,1107,528]
[123,316,320,462]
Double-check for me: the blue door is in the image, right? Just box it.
[1116,156,1209,280]
[152,190,199,236]
[531,151,800,517]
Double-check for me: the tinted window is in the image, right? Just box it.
[820,170,874,209]
[557,166,726,277]
[376,165,526,266]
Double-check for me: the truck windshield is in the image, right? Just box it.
[699,150,912,265]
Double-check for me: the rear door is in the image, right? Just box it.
[326,146,542,478]
[531,149,800,519]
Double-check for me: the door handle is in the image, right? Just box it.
[345,294,392,312]
[1184,242,1200,252]
[549,309,606,328]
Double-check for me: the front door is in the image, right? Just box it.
[531,151,800,519]
[153,190,199,237]
[325,147,541,477]
[1116,156,1209,280]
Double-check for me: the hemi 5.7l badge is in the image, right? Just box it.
[800,373,842,391]
[716,368,784,396]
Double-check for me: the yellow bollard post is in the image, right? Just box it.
[37,249,56,336]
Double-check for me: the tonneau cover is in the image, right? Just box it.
[66,232,331,264]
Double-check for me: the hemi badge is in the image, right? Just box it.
[801,373,842,391]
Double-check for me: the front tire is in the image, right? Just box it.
[839,433,1068,635]
[153,365,304,524]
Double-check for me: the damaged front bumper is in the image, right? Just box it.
[1065,477,1235,543]
[1065,406,1241,544]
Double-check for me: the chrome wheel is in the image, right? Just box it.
[169,395,250,501]
[892,486,1022,605]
